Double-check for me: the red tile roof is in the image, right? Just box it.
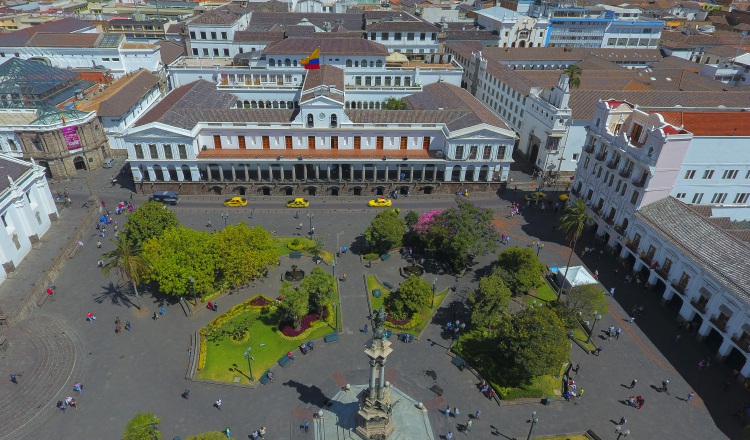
[651,111,750,136]
[199,148,430,160]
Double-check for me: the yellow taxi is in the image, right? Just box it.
[223,196,248,207]
[286,198,310,208]
[524,192,548,202]
[368,197,392,207]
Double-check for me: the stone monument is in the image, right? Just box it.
[356,308,395,440]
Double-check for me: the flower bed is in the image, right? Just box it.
[250,296,272,307]
[386,315,411,326]
[279,309,328,337]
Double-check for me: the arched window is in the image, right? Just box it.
[269,59,276,67]
[361,59,367,67]
[285,58,291,66]
[346,59,353,67]
[369,61,375,67]
[307,114,314,128]
[354,60,359,67]
[330,114,337,128]
[375,60,383,67]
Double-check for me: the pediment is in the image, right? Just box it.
[125,123,192,139]
[449,126,517,141]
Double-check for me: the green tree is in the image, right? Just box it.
[101,237,150,309]
[365,209,406,254]
[494,307,569,385]
[383,97,407,110]
[300,267,336,314]
[426,201,501,271]
[125,201,179,245]
[187,432,227,440]
[389,275,431,319]
[123,412,162,440]
[557,199,591,299]
[495,247,546,296]
[404,210,419,228]
[142,227,216,298]
[214,223,276,288]
[279,281,308,330]
[467,274,512,329]
[565,284,608,319]
[563,64,582,89]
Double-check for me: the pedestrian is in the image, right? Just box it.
[454,407,460,417]
[153,311,159,320]
[160,306,165,316]
[363,324,368,334]
[564,391,571,402]
[259,427,266,438]
[466,419,472,432]
[630,316,635,323]
[184,389,190,400]
[610,287,615,297]
[215,399,222,410]
[578,388,584,399]
[615,328,622,340]
[225,427,231,439]
[101,200,106,208]
[475,410,480,420]
[446,431,454,440]
[573,364,580,374]
[96,239,101,249]
[304,421,309,433]
[10,373,17,384]
[252,430,259,440]
[619,417,627,426]
[73,382,82,393]
[501,234,506,243]
[595,346,603,356]
[687,391,695,403]
[445,407,451,417]
[487,389,495,399]
[629,379,637,389]
[342,273,347,282]
[125,321,131,331]
[505,235,511,245]
[661,380,669,393]
[56,400,66,413]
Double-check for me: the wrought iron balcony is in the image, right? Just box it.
[732,335,750,353]
[583,143,595,154]
[619,168,632,178]
[710,315,728,332]
[607,160,619,170]
[595,152,607,161]
[633,174,648,187]
[655,267,670,279]
[690,298,707,314]
[671,281,687,295]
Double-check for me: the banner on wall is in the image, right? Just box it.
[62,126,81,151]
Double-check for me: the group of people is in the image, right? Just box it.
[627,395,645,409]
[114,316,131,334]
[56,382,83,413]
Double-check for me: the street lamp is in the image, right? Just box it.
[221,212,229,227]
[243,347,254,382]
[334,302,339,332]
[533,240,545,257]
[431,278,437,309]
[527,410,539,440]
[615,425,630,439]
[189,275,197,308]
[307,213,314,236]
[586,312,602,344]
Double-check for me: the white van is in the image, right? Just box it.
[149,191,180,205]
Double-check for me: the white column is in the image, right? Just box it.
[678,301,695,321]
[146,167,156,181]
[176,167,185,182]
[459,167,467,181]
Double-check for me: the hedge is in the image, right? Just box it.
[363,253,380,261]
[287,238,307,251]
[387,313,422,330]
[497,387,545,400]
[197,334,207,371]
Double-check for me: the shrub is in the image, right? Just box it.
[287,238,306,251]
[363,253,380,261]
[197,335,207,370]
[496,387,545,400]
[386,312,422,330]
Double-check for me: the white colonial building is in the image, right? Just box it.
[0,154,58,286]
[123,65,517,195]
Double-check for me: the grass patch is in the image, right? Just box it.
[571,327,596,351]
[526,280,557,304]
[365,275,389,311]
[273,237,316,256]
[364,274,446,336]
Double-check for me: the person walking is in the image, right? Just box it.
[687,391,695,403]
[661,380,669,393]
[595,346,603,356]
[304,421,309,433]
[629,379,637,389]
[619,417,627,426]
[184,389,190,400]
[446,431,454,440]
[474,410,480,420]
[445,407,451,418]
[215,399,222,410]
[225,427,231,439]
[616,328,622,340]
[160,306,165,316]
[454,407,460,417]
[610,287,615,297]
[259,427,266,438]
[466,419,472,433]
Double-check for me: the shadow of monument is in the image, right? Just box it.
[283,380,330,406]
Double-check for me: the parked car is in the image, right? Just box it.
[223,196,248,207]
[524,191,548,202]
[286,198,310,208]
[368,197,392,207]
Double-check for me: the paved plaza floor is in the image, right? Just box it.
[0,174,743,440]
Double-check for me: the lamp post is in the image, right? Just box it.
[431,278,437,309]
[307,213,314,236]
[334,302,339,332]
[586,312,602,344]
[243,347,254,382]
[221,212,228,227]
[527,410,539,440]
[615,425,630,440]
[533,240,545,257]
[189,275,197,308]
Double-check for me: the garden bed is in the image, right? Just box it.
[364,274,446,337]
[273,237,334,263]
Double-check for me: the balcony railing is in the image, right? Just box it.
[607,160,619,170]
[671,281,687,295]
[614,224,625,236]
[732,335,750,353]
[583,143,595,154]
[626,242,638,252]
[710,315,728,332]
[619,168,632,178]
[595,152,607,161]
[690,298,707,314]
[633,175,648,187]
[641,253,653,265]
[656,267,670,279]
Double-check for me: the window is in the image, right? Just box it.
[684,170,695,179]
[692,193,704,204]
[394,32,402,40]
[164,144,173,159]
[746,170,750,179]
[200,32,206,39]
[735,193,750,204]
[307,114,314,128]
[285,136,292,150]
[178,144,187,159]
[420,32,426,41]
[483,146,491,160]
[331,136,338,149]
[422,137,430,149]
[210,32,217,39]
[572,153,579,161]
[722,169,739,179]
[621,183,627,196]
[376,136,384,150]
[497,146,506,159]
[354,136,361,149]
[710,193,728,204]
[192,48,198,56]
[630,190,639,205]
[407,33,414,41]
[190,31,196,39]
[400,136,407,150]
[262,136,270,149]
[308,136,315,149]
[455,145,464,158]
[630,123,643,142]
[213,48,219,56]
[702,169,714,179]
[149,144,158,158]
[238,136,246,149]
[134,144,144,159]
[7,139,17,151]
[330,114,337,128]
[381,32,388,40]
[469,146,478,159]
[583,157,590,169]
[32,139,43,151]
[221,32,227,40]
[223,49,229,57]
[676,193,686,199]
[202,48,208,56]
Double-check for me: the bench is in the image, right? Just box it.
[259,369,273,385]
[451,355,466,371]
[372,289,382,298]
[398,332,413,343]
[382,281,394,291]
[324,332,340,343]
[278,354,295,367]
[380,253,391,261]
[289,251,303,259]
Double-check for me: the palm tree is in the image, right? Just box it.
[384,97,407,110]
[563,64,582,89]
[556,199,591,300]
[123,412,162,440]
[102,237,150,309]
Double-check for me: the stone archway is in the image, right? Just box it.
[73,156,86,171]
[233,186,247,195]
[210,186,223,195]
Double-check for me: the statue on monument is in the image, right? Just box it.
[371,307,387,339]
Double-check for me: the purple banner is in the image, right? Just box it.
[62,126,81,151]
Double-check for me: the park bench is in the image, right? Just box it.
[278,354,295,367]
[382,281,394,290]
[372,289,382,298]
[324,332,340,343]
[398,332,413,343]
[259,369,273,385]
[451,355,466,371]
[380,253,391,261]
[289,251,303,259]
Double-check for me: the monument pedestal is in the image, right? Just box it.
[356,388,395,440]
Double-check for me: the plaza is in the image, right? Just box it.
[0,166,742,440]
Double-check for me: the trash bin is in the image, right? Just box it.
[544,396,552,406]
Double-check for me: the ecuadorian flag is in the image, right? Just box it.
[300,48,320,70]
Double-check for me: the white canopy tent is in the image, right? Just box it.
[554,266,598,290]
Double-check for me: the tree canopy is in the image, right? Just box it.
[213,223,276,289]
[558,200,590,246]
[389,275,431,319]
[142,227,216,297]
[467,274,512,329]
[125,201,179,245]
[278,281,308,330]
[300,267,336,314]
[187,432,227,440]
[565,284,608,319]
[383,97,407,110]
[493,307,569,385]
[563,64,582,89]
[495,247,546,296]
[404,210,419,228]
[364,209,406,253]
[101,237,150,309]
[123,412,162,440]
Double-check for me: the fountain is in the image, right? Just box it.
[401,264,424,277]
[284,265,305,282]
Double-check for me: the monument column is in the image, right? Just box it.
[369,360,377,399]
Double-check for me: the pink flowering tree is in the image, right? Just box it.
[413,210,441,235]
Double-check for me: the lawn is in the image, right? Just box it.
[273,236,334,263]
[364,274,447,337]
[571,327,596,351]
[525,279,558,305]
